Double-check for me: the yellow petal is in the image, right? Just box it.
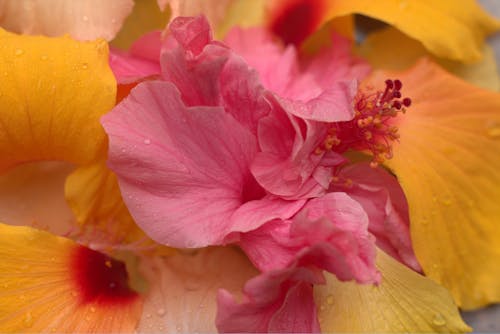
[376,59,500,309]
[0,29,116,172]
[137,247,258,332]
[0,162,75,235]
[0,0,134,41]
[111,0,171,50]
[0,223,142,332]
[332,0,500,62]
[315,250,470,333]
[358,27,500,91]
[65,159,164,252]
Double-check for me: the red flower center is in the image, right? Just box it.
[71,246,138,304]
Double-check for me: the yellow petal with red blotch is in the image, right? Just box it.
[375,59,500,309]
[0,0,133,41]
[0,162,75,235]
[0,223,142,333]
[328,0,500,63]
[0,29,116,172]
[315,250,470,333]
[65,159,170,254]
[137,247,258,332]
[111,0,170,50]
[358,27,500,91]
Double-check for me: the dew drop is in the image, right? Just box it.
[23,312,34,328]
[40,55,48,61]
[82,63,89,70]
[82,15,89,22]
[486,126,500,139]
[90,306,96,313]
[326,295,334,305]
[144,138,151,145]
[432,313,446,327]
[71,291,78,297]
[111,18,117,24]
[14,48,24,56]
[319,304,326,311]
[156,308,165,316]
[145,313,152,319]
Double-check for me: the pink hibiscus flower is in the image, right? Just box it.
[102,15,418,332]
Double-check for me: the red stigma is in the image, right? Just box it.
[71,246,138,304]
[315,79,412,168]
[269,0,326,46]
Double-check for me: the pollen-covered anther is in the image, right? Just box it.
[325,78,412,167]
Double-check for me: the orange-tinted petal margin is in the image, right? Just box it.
[0,223,142,332]
[376,59,500,309]
[0,28,116,172]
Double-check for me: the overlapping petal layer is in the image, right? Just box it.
[0,0,133,41]
[314,250,470,333]
[0,29,116,172]
[0,223,142,333]
[357,27,500,91]
[375,59,500,309]
[266,0,499,62]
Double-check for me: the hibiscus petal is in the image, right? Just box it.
[267,0,499,62]
[0,223,142,332]
[314,250,470,333]
[217,268,321,333]
[239,193,379,284]
[0,29,116,171]
[101,81,258,247]
[137,247,258,333]
[65,160,160,251]
[379,59,500,309]
[0,162,75,235]
[337,162,421,272]
[0,0,134,41]
[358,27,500,91]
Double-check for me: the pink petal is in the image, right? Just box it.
[225,27,370,122]
[101,81,259,248]
[239,193,380,283]
[0,0,134,41]
[216,268,321,333]
[109,48,161,84]
[336,163,422,271]
[251,108,345,199]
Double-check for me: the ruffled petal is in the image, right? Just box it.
[315,250,470,333]
[0,162,75,235]
[101,81,259,248]
[239,193,379,283]
[0,223,142,333]
[137,247,258,332]
[217,268,321,333]
[358,27,500,91]
[377,59,500,309]
[0,0,134,41]
[337,162,421,271]
[0,29,116,171]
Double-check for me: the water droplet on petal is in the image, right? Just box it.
[156,308,165,316]
[83,15,89,22]
[90,306,96,313]
[144,138,151,145]
[326,294,334,305]
[23,312,34,328]
[432,313,446,327]
[40,55,48,61]
[82,63,88,70]
[111,18,117,24]
[15,48,24,56]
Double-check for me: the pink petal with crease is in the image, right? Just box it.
[217,268,321,333]
[336,163,422,271]
[101,81,259,248]
[239,193,380,283]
